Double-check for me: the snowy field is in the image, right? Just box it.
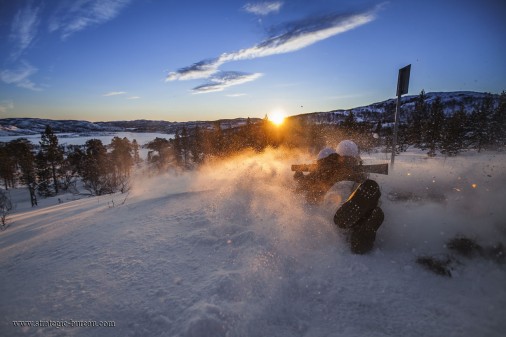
[1,148,505,337]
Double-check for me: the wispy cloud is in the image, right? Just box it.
[244,1,283,16]
[167,58,220,81]
[49,0,131,40]
[127,96,140,100]
[103,91,127,96]
[167,9,377,82]
[9,3,41,59]
[192,72,263,94]
[226,93,247,97]
[0,61,42,91]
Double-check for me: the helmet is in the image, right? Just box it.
[336,140,359,158]
[317,147,337,160]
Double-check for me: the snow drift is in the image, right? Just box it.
[1,148,505,337]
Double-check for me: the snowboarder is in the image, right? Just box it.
[294,140,384,254]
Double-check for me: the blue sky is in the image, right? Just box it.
[0,0,505,122]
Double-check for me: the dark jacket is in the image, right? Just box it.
[294,153,367,204]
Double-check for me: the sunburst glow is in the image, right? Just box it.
[270,110,286,126]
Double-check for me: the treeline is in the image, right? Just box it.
[384,90,506,156]
[0,126,140,206]
[145,118,285,171]
[143,115,379,172]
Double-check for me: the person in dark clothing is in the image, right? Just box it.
[294,141,384,254]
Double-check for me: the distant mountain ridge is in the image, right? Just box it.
[0,117,261,137]
[295,91,500,124]
[0,91,500,136]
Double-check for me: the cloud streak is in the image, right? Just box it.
[244,2,283,16]
[103,91,127,96]
[192,72,263,94]
[0,61,42,91]
[49,0,131,40]
[167,9,376,83]
[9,3,41,59]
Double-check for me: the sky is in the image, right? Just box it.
[0,0,505,122]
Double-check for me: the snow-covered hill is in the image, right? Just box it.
[0,117,261,137]
[1,148,505,336]
[300,91,501,124]
[0,118,119,136]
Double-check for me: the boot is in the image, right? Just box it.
[350,207,384,254]
[334,179,381,229]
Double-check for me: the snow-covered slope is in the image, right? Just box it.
[303,91,500,124]
[1,149,505,337]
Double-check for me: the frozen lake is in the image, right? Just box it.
[0,131,174,147]
[0,132,175,160]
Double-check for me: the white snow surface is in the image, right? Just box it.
[1,148,506,337]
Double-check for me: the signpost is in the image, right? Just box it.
[391,64,411,167]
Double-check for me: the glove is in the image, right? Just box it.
[294,171,304,180]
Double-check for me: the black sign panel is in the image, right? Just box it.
[396,64,411,96]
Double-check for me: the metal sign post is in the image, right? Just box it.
[391,64,411,167]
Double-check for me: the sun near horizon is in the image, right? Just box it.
[270,109,286,126]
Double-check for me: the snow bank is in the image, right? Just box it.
[370,150,506,255]
[1,148,505,337]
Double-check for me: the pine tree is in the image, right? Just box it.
[406,90,429,149]
[110,137,134,176]
[110,137,134,191]
[0,142,17,189]
[441,105,467,156]
[39,125,63,194]
[131,139,141,165]
[82,139,110,195]
[146,137,171,171]
[342,111,358,135]
[212,121,226,155]
[12,139,38,206]
[469,93,493,152]
[490,91,506,147]
[426,97,445,156]
[190,126,204,165]
[35,150,52,197]
[173,130,183,167]
[181,127,190,168]
[66,145,86,177]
